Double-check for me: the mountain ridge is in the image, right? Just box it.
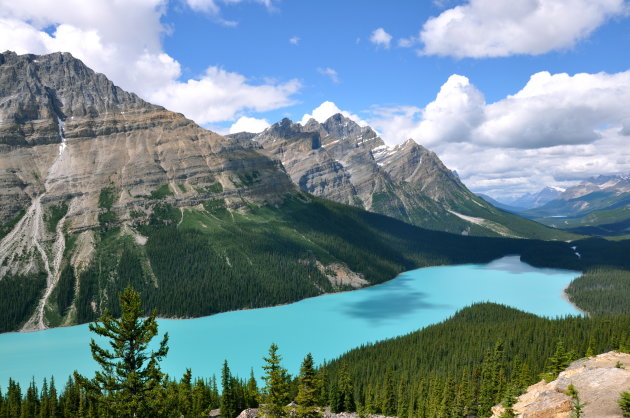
[232,115,573,240]
[0,51,580,333]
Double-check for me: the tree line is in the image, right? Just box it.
[3,288,630,417]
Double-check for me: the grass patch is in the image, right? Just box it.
[99,186,116,210]
[197,182,224,194]
[0,208,26,239]
[149,184,174,200]
[45,203,68,233]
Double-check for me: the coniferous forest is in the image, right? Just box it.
[8,192,630,332]
[2,280,630,417]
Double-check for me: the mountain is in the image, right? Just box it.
[240,116,572,240]
[506,186,564,209]
[0,51,581,333]
[524,174,630,235]
[0,50,299,331]
[477,193,525,212]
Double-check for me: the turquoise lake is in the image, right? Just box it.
[0,256,581,388]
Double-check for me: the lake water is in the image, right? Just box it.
[0,256,581,388]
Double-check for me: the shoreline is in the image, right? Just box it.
[562,282,589,316]
[11,255,583,334]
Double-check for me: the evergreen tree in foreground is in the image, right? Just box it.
[619,391,630,417]
[565,384,587,418]
[221,360,237,418]
[261,343,290,417]
[74,286,169,417]
[295,353,320,417]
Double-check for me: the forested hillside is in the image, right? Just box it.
[323,303,630,417]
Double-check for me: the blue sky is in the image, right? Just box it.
[163,0,629,123]
[1,0,629,198]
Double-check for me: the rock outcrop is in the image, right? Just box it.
[234,407,394,418]
[491,351,630,417]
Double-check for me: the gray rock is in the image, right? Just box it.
[0,51,297,330]
[253,114,504,236]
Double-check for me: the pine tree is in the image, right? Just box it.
[381,370,396,416]
[296,353,320,417]
[246,369,259,409]
[192,378,213,415]
[221,360,237,418]
[179,369,193,416]
[316,367,329,407]
[337,362,355,413]
[261,343,290,417]
[479,340,505,416]
[74,285,169,417]
[565,384,587,418]
[48,377,58,418]
[585,336,595,357]
[23,379,39,417]
[543,340,570,380]
[619,391,630,417]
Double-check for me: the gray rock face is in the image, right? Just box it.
[0,51,296,330]
[250,115,506,236]
[0,51,295,225]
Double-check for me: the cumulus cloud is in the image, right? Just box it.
[371,71,630,148]
[419,0,627,58]
[229,116,270,134]
[0,0,299,126]
[289,36,300,45]
[317,67,340,84]
[368,70,630,197]
[300,101,368,126]
[150,66,300,124]
[370,28,393,49]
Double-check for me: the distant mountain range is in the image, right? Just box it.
[479,187,564,211]
[231,116,567,240]
[0,51,576,333]
[521,175,630,236]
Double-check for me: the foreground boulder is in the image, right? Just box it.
[234,407,394,418]
[492,351,630,417]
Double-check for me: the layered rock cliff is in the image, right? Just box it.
[0,51,295,331]
[244,115,569,239]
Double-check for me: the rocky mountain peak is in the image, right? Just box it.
[0,50,152,147]
[321,113,363,139]
[302,118,321,131]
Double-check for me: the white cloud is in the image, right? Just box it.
[369,27,393,49]
[397,37,416,48]
[150,67,301,124]
[415,74,485,145]
[317,67,340,84]
[229,116,270,134]
[0,0,300,127]
[419,0,627,58]
[185,0,275,14]
[476,71,630,148]
[289,36,300,45]
[371,71,630,148]
[368,70,630,198]
[300,101,368,127]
